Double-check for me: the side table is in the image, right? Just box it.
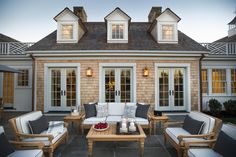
[150,115,168,135]
[64,114,82,134]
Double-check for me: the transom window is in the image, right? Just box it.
[62,25,73,39]
[231,69,236,94]
[212,69,226,93]
[17,69,29,87]
[162,25,174,40]
[201,69,208,94]
[112,24,124,39]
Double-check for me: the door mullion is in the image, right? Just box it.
[115,69,121,102]
[61,69,66,110]
[169,69,173,111]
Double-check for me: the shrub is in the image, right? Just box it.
[223,100,236,115]
[209,99,222,115]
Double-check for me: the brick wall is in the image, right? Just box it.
[35,59,199,112]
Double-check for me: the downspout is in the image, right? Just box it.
[199,54,205,112]
[30,54,35,111]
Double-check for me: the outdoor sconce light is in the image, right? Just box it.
[143,67,149,77]
[86,67,93,77]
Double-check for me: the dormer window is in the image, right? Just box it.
[112,24,124,39]
[162,25,174,40]
[62,25,73,39]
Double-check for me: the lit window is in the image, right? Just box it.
[201,69,208,94]
[17,69,29,86]
[162,25,174,40]
[231,69,236,94]
[212,69,226,93]
[112,24,124,39]
[62,25,73,39]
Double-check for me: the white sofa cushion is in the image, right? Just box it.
[189,111,215,134]
[188,148,223,157]
[106,116,122,123]
[16,111,42,134]
[221,124,236,140]
[166,127,205,144]
[134,117,149,125]
[8,149,43,157]
[83,117,106,125]
[108,103,125,116]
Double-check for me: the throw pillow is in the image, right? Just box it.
[135,103,150,119]
[96,104,108,118]
[0,133,15,157]
[84,103,97,118]
[214,131,236,157]
[183,115,204,134]
[124,104,137,118]
[28,115,49,134]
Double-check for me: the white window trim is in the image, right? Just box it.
[107,21,128,43]
[155,63,191,112]
[15,66,32,89]
[111,23,124,40]
[61,24,73,40]
[157,22,178,44]
[99,63,136,103]
[44,63,80,113]
[57,21,78,43]
[161,24,174,41]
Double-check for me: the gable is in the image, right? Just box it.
[105,8,131,21]
[156,8,181,22]
[54,8,79,21]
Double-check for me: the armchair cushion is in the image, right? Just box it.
[84,103,97,118]
[28,115,49,134]
[8,149,43,157]
[0,133,15,157]
[188,148,223,157]
[135,103,150,119]
[183,115,204,134]
[213,131,236,157]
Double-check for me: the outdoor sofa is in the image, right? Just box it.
[9,111,68,157]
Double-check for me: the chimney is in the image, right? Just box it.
[148,7,162,23]
[73,7,87,22]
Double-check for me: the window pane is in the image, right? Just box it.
[212,69,226,93]
[162,25,173,40]
[231,69,236,93]
[17,69,29,87]
[62,25,73,39]
[201,69,208,93]
[111,24,124,39]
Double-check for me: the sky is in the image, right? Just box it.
[0,0,235,43]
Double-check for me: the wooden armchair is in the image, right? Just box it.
[164,111,222,157]
[9,111,68,157]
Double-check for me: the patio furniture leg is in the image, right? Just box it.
[139,139,145,157]
[88,140,93,157]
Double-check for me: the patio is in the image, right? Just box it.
[0,111,184,157]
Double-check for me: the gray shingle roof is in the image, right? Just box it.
[27,22,207,52]
[0,33,19,42]
[228,16,236,25]
[214,34,236,42]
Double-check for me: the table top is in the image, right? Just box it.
[150,115,169,120]
[64,114,82,120]
[86,124,146,139]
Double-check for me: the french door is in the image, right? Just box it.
[3,73,14,106]
[102,68,133,102]
[158,68,186,111]
[49,68,77,111]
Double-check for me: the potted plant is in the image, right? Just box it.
[208,99,222,116]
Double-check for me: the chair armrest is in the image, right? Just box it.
[184,139,216,149]
[17,132,53,142]
[178,133,215,145]
[64,122,69,128]
[81,113,86,120]
[164,121,184,128]
[9,140,44,149]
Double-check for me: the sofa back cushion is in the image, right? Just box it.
[183,115,204,134]
[16,111,43,134]
[124,103,137,118]
[28,115,49,134]
[108,103,125,116]
[135,103,150,119]
[189,111,215,134]
[96,103,108,118]
[84,103,97,118]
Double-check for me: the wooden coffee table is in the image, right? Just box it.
[86,124,146,157]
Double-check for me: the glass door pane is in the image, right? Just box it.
[174,69,184,106]
[3,73,14,104]
[120,69,131,102]
[159,69,169,107]
[105,69,115,102]
[51,69,61,107]
[66,68,76,107]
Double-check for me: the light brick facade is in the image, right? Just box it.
[35,58,200,112]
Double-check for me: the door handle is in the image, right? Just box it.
[172,90,175,96]
[169,90,172,96]
[60,90,63,96]
[115,90,117,96]
[63,90,66,96]
[118,90,120,96]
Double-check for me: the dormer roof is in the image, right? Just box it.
[228,16,236,25]
[54,7,79,21]
[104,7,131,22]
[156,8,181,22]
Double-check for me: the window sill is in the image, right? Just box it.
[107,39,128,43]
[15,86,32,89]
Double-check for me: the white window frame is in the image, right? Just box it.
[57,21,78,43]
[201,69,208,95]
[107,21,128,43]
[231,69,236,95]
[61,24,73,39]
[157,22,178,44]
[15,66,32,89]
[161,24,174,41]
[111,24,124,39]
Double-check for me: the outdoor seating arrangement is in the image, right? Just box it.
[8,111,69,157]
[164,111,222,157]
[186,124,236,157]
[0,125,44,157]
[81,102,151,134]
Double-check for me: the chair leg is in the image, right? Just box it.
[164,132,167,145]
[48,148,53,157]
[176,148,183,157]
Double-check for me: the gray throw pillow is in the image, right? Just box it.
[84,103,97,118]
[135,103,150,119]
[96,104,108,118]
[0,133,15,157]
[28,115,49,134]
[214,131,236,157]
[183,115,204,134]
[124,104,137,118]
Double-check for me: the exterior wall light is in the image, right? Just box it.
[86,67,93,77]
[143,67,149,77]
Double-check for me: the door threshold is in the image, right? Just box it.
[44,111,70,116]
[161,111,189,115]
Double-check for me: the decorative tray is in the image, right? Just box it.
[93,123,109,132]
[116,122,140,135]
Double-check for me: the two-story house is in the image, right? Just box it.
[25,6,208,113]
